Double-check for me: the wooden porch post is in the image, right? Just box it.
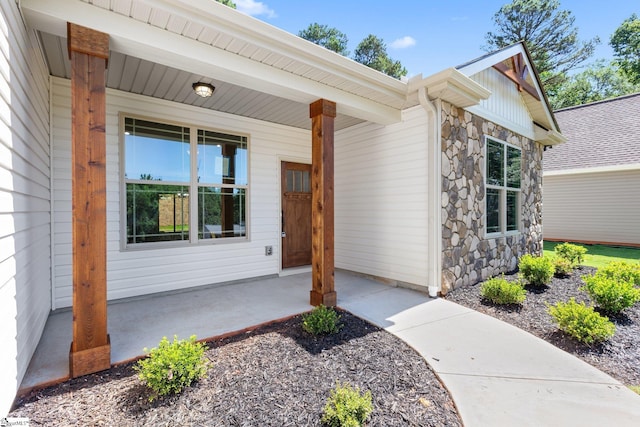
[67,23,111,377]
[309,99,337,307]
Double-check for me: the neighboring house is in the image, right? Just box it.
[543,93,640,247]
[1,0,563,413]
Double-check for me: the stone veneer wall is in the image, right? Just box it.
[440,101,543,292]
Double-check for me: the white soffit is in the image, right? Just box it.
[20,0,407,125]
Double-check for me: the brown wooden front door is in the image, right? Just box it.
[281,161,312,268]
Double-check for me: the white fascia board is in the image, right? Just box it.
[156,0,408,101]
[412,68,491,107]
[457,44,524,76]
[21,0,402,125]
[534,128,567,146]
[544,163,640,177]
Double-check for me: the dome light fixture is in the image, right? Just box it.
[192,82,215,98]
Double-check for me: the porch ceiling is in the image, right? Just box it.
[21,0,415,130]
[37,32,364,131]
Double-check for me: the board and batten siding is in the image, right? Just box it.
[543,168,640,246]
[0,1,51,415]
[335,106,430,287]
[51,77,310,308]
[467,68,535,140]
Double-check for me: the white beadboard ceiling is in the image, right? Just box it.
[22,0,418,130]
[38,32,364,131]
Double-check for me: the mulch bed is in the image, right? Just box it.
[445,267,640,385]
[10,310,461,426]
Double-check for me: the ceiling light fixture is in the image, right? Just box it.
[192,82,215,98]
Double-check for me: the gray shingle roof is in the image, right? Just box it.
[543,92,640,171]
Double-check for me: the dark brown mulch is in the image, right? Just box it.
[10,310,461,426]
[445,267,640,385]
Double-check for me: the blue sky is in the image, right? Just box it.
[231,0,638,77]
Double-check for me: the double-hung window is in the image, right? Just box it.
[124,117,248,246]
[485,137,521,236]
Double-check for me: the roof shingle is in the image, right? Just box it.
[544,92,640,171]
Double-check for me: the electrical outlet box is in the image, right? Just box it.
[265,246,273,256]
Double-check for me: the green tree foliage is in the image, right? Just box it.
[215,0,237,8]
[611,14,640,85]
[298,23,349,56]
[484,0,599,93]
[298,25,407,79]
[353,34,407,79]
[551,60,640,109]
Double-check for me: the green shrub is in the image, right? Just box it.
[554,242,587,267]
[518,254,555,286]
[553,257,574,277]
[480,276,526,305]
[135,335,209,401]
[302,305,342,335]
[321,382,373,427]
[596,261,640,286]
[548,299,616,344]
[581,274,640,314]
[629,385,640,395]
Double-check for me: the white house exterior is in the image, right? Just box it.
[543,93,640,247]
[1,0,563,413]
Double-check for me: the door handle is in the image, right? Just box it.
[281,210,285,237]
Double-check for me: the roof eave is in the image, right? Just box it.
[411,68,492,108]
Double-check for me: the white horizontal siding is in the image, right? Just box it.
[335,107,429,287]
[0,0,51,415]
[52,77,310,308]
[467,68,534,139]
[543,169,640,245]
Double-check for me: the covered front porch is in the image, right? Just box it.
[19,271,431,392]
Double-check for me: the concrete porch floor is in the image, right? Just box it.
[20,270,428,392]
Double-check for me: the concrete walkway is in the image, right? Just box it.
[22,271,640,425]
[341,289,640,427]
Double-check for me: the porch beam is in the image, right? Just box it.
[492,55,540,101]
[309,99,337,307]
[68,22,111,377]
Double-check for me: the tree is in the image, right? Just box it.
[298,23,349,56]
[216,0,236,8]
[353,35,407,79]
[551,60,640,109]
[611,14,640,85]
[484,0,599,92]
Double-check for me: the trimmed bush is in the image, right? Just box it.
[548,299,615,344]
[321,382,373,427]
[518,254,555,286]
[596,261,640,287]
[553,257,574,277]
[581,274,640,314]
[302,305,342,335]
[135,335,209,401]
[480,276,526,305]
[554,242,587,267]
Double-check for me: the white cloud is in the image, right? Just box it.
[390,36,416,49]
[234,0,277,18]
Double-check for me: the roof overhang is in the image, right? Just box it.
[457,42,564,143]
[409,68,492,108]
[21,0,407,126]
[535,127,567,146]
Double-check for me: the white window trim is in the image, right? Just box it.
[119,113,250,250]
[484,136,521,238]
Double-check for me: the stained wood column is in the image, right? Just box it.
[68,23,111,377]
[309,99,337,307]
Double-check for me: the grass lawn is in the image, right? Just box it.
[543,241,640,268]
